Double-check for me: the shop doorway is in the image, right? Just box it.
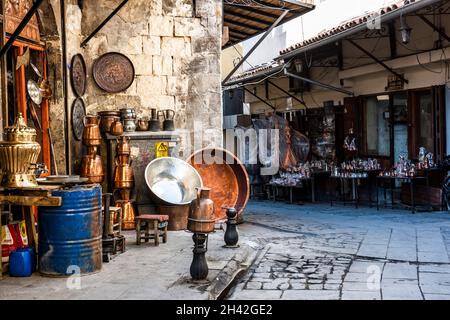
[5,41,50,173]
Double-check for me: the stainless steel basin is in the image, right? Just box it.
[144,157,203,205]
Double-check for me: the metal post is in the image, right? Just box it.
[60,0,71,175]
[417,14,450,43]
[80,0,129,48]
[0,0,45,58]
[190,233,209,280]
[224,208,239,248]
[284,70,354,96]
[347,39,409,84]
[267,79,307,107]
[1,0,7,131]
[222,10,289,86]
[243,87,276,110]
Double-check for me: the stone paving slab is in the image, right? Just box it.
[227,201,450,300]
[1,230,258,300]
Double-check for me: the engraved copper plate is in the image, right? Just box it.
[70,54,87,97]
[71,98,86,141]
[92,52,135,93]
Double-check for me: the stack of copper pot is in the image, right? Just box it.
[81,115,104,183]
[113,136,136,230]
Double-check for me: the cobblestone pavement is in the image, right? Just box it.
[227,201,450,300]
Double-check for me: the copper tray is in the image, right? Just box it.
[70,54,87,97]
[71,97,86,141]
[92,52,135,93]
[187,147,250,222]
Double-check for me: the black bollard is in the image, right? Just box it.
[224,207,239,248]
[190,233,209,280]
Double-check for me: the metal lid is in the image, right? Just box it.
[4,113,37,142]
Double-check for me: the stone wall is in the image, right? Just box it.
[0,0,223,174]
[64,0,223,172]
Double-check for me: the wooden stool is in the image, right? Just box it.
[135,214,169,246]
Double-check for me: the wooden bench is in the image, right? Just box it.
[135,214,169,246]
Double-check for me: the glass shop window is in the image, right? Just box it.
[417,92,433,153]
[364,96,390,157]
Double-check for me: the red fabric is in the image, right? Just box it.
[135,214,169,222]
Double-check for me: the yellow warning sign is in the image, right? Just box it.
[155,142,169,158]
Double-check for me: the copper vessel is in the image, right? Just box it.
[187,187,215,234]
[119,189,131,200]
[100,115,120,133]
[80,153,104,183]
[0,113,41,187]
[113,161,134,189]
[82,115,102,146]
[187,147,250,222]
[116,136,131,155]
[159,204,189,231]
[115,200,136,230]
[136,118,149,131]
[110,119,124,136]
[86,146,98,156]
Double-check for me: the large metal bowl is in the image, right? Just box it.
[187,147,250,222]
[144,157,203,205]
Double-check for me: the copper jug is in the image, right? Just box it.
[113,159,135,189]
[110,118,124,136]
[187,187,215,234]
[80,153,104,183]
[115,200,136,230]
[162,109,175,131]
[82,115,102,146]
[116,136,131,155]
[136,117,149,131]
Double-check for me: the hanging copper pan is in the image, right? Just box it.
[187,147,249,222]
[70,54,87,97]
[92,52,135,93]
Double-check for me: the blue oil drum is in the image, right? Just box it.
[38,184,102,276]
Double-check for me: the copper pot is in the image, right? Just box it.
[82,115,102,146]
[114,160,134,189]
[187,187,215,234]
[136,118,149,131]
[100,115,120,133]
[116,136,131,155]
[110,119,123,136]
[80,153,104,183]
[115,200,136,230]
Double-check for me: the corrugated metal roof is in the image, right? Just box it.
[223,0,315,48]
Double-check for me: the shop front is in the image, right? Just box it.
[223,0,450,212]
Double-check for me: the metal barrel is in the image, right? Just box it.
[38,184,102,276]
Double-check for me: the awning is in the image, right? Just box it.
[223,0,315,48]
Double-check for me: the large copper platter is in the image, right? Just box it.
[92,52,135,93]
[187,147,249,222]
[70,54,87,97]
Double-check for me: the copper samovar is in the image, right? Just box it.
[0,113,41,187]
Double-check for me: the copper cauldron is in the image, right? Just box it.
[82,115,102,146]
[187,187,215,234]
[114,160,135,189]
[100,114,120,133]
[80,153,104,183]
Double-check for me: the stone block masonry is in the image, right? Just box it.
[47,0,223,172]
